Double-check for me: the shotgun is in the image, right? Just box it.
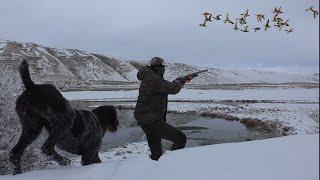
[186,70,208,78]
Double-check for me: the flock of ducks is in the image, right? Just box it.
[199,6,319,34]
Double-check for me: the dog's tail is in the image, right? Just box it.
[19,60,35,90]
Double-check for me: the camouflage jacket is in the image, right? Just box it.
[134,66,187,126]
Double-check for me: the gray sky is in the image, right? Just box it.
[0,0,319,73]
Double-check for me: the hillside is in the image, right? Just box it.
[0,40,318,86]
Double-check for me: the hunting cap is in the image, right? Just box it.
[150,57,164,66]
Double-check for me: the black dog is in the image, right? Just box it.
[10,60,118,174]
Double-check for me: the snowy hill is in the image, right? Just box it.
[0,135,318,180]
[92,53,138,82]
[0,40,318,85]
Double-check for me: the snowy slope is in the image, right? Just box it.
[209,68,319,84]
[45,48,127,82]
[92,54,138,82]
[1,135,318,180]
[129,61,319,84]
[0,40,318,85]
[0,41,75,82]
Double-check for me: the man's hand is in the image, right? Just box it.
[186,75,193,83]
[177,74,197,84]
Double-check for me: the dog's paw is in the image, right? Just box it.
[56,157,71,166]
[10,162,22,175]
[12,168,22,175]
[9,154,22,175]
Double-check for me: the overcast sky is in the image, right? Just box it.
[0,0,319,73]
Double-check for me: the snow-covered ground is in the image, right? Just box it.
[62,87,319,134]
[62,88,318,102]
[1,86,317,177]
[2,40,319,178]
[1,134,318,180]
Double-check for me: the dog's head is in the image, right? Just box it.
[92,105,118,132]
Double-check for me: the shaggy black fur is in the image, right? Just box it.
[10,60,118,174]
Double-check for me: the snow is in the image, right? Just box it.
[61,87,319,134]
[162,64,318,84]
[174,88,318,102]
[86,54,128,82]
[1,135,318,180]
[86,100,319,134]
[1,40,318,84]
[60,49,75,57]
[0,42,6,50]
[62,88,318,102]
[162,63,318,84]
[109,60,138,82]
[1,40,319,178]
[37,56,54,75]
[35,47,75,77]
[0,42,6,55]
[62,90,138,101]
[166,101,317,131]
[234,103,319,134]
[222,68,317,84]
[48,48,129,82]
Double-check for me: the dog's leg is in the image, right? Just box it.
[82,152,101,165]
[10,123,42,174]
[81,151,101,165]
[93,153,102,164]
[41,116,72,166]
[41,129,71,165]
[80,138,101,165]
[81,153,92,166]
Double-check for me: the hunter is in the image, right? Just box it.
[134,57,196,160]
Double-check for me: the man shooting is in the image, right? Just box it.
[134,57,205,161]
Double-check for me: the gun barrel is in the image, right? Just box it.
[187,69,208,78]
[195,70,208,74]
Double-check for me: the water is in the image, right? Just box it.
[71,102,275,151]
[101,109,275,151]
